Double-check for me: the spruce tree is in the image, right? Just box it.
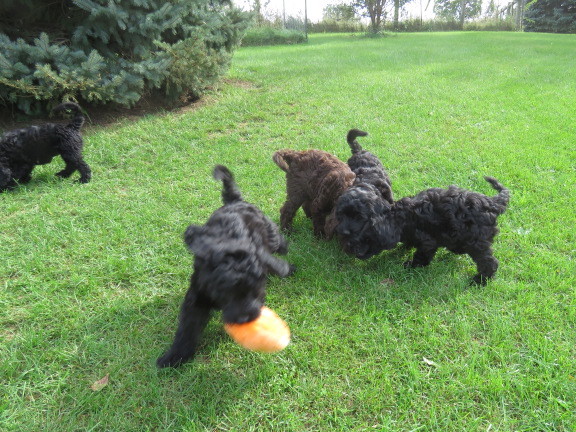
[524,0,576,33]
[0,0,251,114]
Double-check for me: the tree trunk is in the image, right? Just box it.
[254,0,262,24]
[393,0,399,30]
[459,0,466,29]
[366,0,386,33]
[515,0,524,30]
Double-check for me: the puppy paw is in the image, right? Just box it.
[276,241,289,255]
[156,351,187,368]
[403,260,421,268]
[287,264,297,276]
[404,257,430,268]
[471,274,489,286]
[312,228,326,239]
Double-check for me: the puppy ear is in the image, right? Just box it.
[373,213,400,250]
[183,225,205,254]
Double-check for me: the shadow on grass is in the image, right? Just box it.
[279,218,474,307]
[64,297,278,430]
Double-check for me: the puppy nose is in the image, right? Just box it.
[235,314,252,324]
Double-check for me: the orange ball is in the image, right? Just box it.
[224,306,290,353]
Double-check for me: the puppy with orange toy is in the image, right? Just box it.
[157,165,294,368]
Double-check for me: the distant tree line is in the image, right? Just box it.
[316,0,575,33]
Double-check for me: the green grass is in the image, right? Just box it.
[1,32,575,431]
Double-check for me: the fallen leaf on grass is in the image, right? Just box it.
[380,278,395,286]
[90,374,109,391]
[422,357,439,368]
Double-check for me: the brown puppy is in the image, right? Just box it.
[273,149,355,238]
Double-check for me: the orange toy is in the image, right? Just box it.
[224,306,290,353]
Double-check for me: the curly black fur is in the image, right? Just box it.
[373,176,510,285]
[0,102,91,191]
[345,129,393,204]
[334,129,394,257]
[157,165,294,368]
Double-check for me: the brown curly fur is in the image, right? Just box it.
[273,149,355,238]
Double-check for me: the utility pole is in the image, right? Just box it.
[304,0,308,40]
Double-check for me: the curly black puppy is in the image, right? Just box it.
[0,102,91,191]
[373,176,510,285]
[334,129,394,257]
[346,129,393,204]
[0,102,91,192]
[157,165,294,368]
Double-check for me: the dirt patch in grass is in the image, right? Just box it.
[0,79,257,131]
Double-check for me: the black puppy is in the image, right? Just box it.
[373,176,510,285]
[0,102,91,191]
[334,129,394,256]
[346,129,393,204]
[157,165,294,368]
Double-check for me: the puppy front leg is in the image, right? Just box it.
[0,164,13,191]
[261,252,295,277]
[279,198,303,232]
[157,289,212,368]
[310,209,327,238]
[12,164,34,184]
[75,159,92,183]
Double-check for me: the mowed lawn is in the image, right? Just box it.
[1,32,575,431]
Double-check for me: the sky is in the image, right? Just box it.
[233,0,439,22]
[233,0,508,23]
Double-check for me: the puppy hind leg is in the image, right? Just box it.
[302,201,312,218]
[469,248,499,285]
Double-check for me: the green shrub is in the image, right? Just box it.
[241,27,307,46]
[383,18,516,32]
[384,19,465,32]
[464,18,516,31]
[0,0,251,114]
[308,20,366,33]
[524,0,576,33]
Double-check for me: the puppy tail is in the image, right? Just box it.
[347,129,368,154]
[52,102,85,131]
[484,176,510,214]
[213,164,243,204]
[272,150,291,172]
